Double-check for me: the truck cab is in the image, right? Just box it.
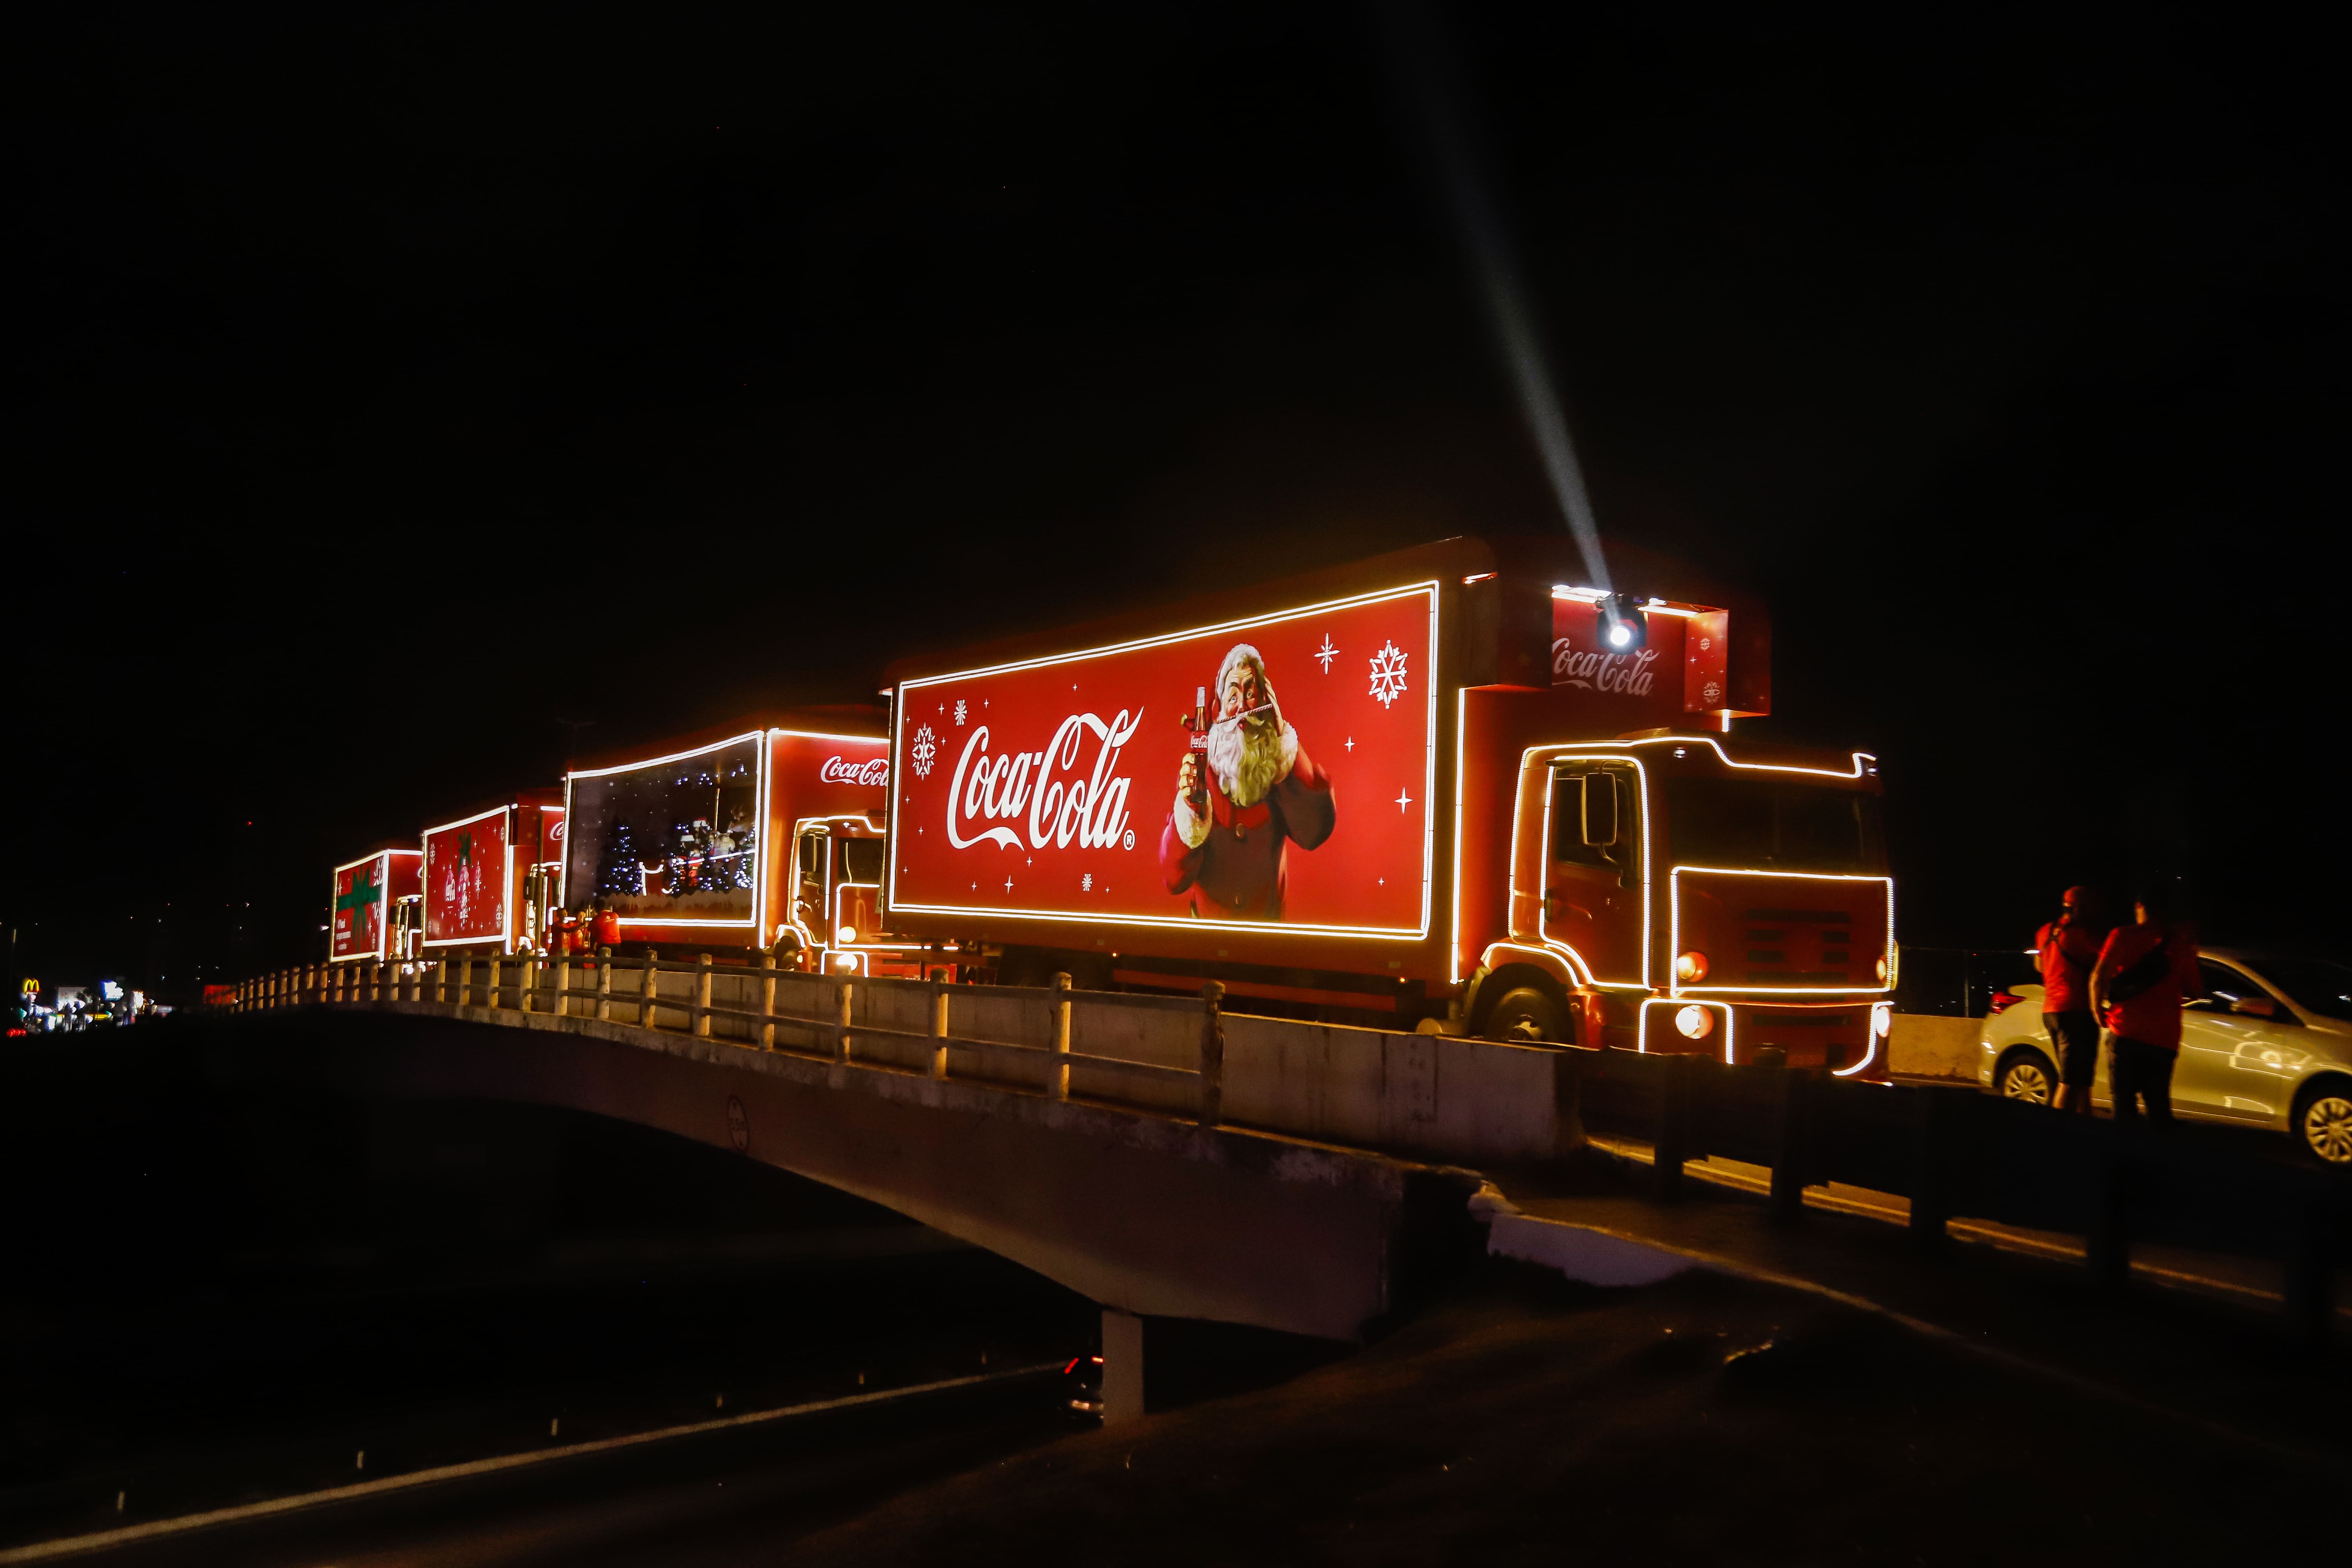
[786,816,936,978]
[1481,733,1893,1076]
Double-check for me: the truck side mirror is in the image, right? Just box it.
[1582,775,1620,847]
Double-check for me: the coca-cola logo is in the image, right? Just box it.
[820,755,891,787]
[1553,639,1660,696]
[947,710,1142,852]
[547,818,566,842]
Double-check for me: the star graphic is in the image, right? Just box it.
[1004,876,1015,893]
[1344,736,1355,752]
[1315,634,1338,673]
[1395,787,1413,812]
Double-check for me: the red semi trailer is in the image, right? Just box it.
[557,713,926,976]
[883,536,1894,1075]
[420,790,566,956]
[329,846,424,965]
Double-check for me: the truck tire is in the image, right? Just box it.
[1483,986,1570,1045]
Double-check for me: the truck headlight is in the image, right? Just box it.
[1675,951,1709,983]
[838,925,858,943]
[1871,1001,1893,1038]
[1674,1004,1715,1040]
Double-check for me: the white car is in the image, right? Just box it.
[1978,949,2352,1165]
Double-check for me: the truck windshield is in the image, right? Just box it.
[1664,778,1884,875]
[838,839,885,884]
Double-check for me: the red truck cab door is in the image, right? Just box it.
[1542,764,1645,986]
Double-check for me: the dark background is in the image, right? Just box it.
[7,7,2342,997]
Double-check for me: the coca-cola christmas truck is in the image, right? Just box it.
[882,536,1894,1075]
[420,789,566,956]
[559,712,917,974]
[329,845,424,965]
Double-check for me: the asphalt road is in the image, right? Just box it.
[14,1371,1075,1568]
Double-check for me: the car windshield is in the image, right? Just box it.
[1664,778,1885,875]
[2248,958,2352,1021]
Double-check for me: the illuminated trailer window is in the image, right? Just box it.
[566,734,763,928]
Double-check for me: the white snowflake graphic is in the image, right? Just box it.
[954,698,968,726]
[1315,634,1338,673]
[910,724,939,779]
[1368,640,1409,709]
[1082,873,1093,891]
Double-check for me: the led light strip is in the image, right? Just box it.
[1550,585,1708,619]
[1667,865,1895,998]
[1519,752,1652,988]
[420,804,513,952]
[888,582,1441,943]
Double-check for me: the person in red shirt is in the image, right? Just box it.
[2035,885,2112,1114]
[2089,890,2200,1124]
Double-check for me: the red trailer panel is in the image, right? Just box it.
[329,848,421,963]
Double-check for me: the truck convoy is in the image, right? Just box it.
[325,536,1894,1076]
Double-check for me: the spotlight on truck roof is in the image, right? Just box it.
[1600,593,1648,652]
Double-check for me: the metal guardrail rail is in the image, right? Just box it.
[1566,1046,2350,1340]
[226,953,1229,1124]
[220,955,2349,1344]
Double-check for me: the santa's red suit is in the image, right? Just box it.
[1158,725,1336,919]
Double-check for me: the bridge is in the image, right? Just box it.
[216,952,2351,1424]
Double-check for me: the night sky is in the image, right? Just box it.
[9,8,2343,996]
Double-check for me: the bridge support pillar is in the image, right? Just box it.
[1101,1308,1145,1428]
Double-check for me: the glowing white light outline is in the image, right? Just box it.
[886,581,1441,943]
[1638,997,1735,1061]
[329,847,421,963]
[1667,865,1895,998]
[1524,753,1652,989]
[562,729,807,936]
[420,804,515,952]
[1449,684,1467,985]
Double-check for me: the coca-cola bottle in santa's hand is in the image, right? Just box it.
[1184,684,1210,812]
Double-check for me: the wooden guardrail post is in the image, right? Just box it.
[1654,1053,1690,1199]
[553,954,570,1018]
[520,952,538,1014]
[456,956,472,1008]
[1198,982,1226,1128]
[930,978,950,1079]
[639,950,659,1027]
[693,954,714,1038]
[369,960,383,1004]
[432,959,446,1004]
[1049,973,1072,1101]
[486,955,503,1011]
[1769,1067,1814,1226]
[596,948,613,1022]
[1908,1086,1952,1247]
[758,960,776,1049]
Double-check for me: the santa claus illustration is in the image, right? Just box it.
[1159,642,1336,919]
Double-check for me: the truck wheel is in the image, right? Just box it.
[1483,986,1569,1045]
[1995,1048,2056,1106]
[2291,1078,2352,1166]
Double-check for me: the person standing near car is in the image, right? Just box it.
[2089,889,2199,1125]
[2037,885,2111,1114]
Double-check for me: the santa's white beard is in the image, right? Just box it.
[1206,714,1292,808]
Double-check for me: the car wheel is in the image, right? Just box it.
[1483,986,1570,1045]
[1996,1049,2056,1106]
[2292,1081,2352,1166]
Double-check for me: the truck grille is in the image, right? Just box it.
[1742,908,1852,984]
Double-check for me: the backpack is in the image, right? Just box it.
[2105,934,2174,1004]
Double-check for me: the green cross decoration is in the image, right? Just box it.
[335,862,380,919]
